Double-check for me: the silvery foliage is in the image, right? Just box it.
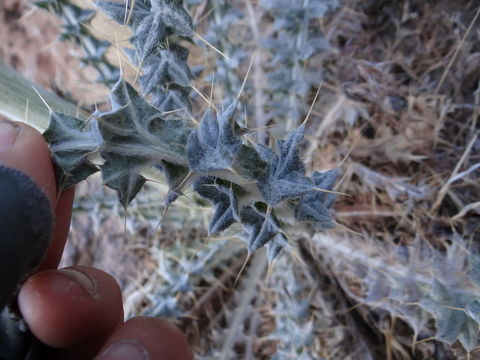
[199,0,247,97]
[44,0,338,259]
[96,0,193,111]
[35,0,120,84]
[318,234,480,352]
[269,259,327,359]
[141,239,235,318]
[260,0,338,129]
[194,0,337,135]
[44,81,338,259]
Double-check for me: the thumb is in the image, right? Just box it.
[0,120,54,310]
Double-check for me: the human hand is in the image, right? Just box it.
[0,120,193,360]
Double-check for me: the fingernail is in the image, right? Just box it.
[97,340,149,360]
[0,121,20,152]
[60,269,97,296]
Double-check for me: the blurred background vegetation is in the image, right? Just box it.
[1,0,479,358]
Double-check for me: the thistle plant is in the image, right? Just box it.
[125,237,244,319]
[42,0,339,263]
[2,0,478,358]
[269,259,327,359]
[314,233,480,354]
[199,0,246,99]
[259,0,338,132]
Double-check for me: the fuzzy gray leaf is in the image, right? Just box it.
[420,279,479,350]
[132,14,168,58]
[97,79,191,205]
[240,204,282,252]
[98,79,190,161]
[97,0,193,58]
[141,45,191,94]
[159,160,189,207]
[193,177,240,235]
[295,169,338,228]
[43,112,101,191]
[150,0,194,37]
[266,234,288,263]
[187,102,241,172]
[258,124,314,205]
[95,0,150,28]
[101,153,147,207]
[151,87,191,112]
[233,145,268,180]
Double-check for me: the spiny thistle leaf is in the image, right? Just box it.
[41,1,339,260]
[159,160,189,207]
[266,234,288,263]
[420,279,479,351]
[43,112,101,191]
[240,204,283,252]
[94,0,150,29]
[151,87,191,112]
[186,102,241,172]
[192,176,240,235]
[258,124,314,205]
[101,153,147,207]
[96,0,193,58]
[97,79,191,204]
[133,44,192,95]
[98,79,191,164]
[124,44,192,112]
[295,169,338,228]
[60,6,95,39]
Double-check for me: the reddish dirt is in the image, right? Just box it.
[0,0,105,107]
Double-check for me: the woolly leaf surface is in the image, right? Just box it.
[98,79,190,163]
[95,0,150,28]
[258,125,314,205]
[97,0,193,58]
[294,169,338,228]
[137,45,192,95]
[151,87,191,112]
[101,153,147,207]
[193,176,241,235]
[43,112,101,191]
[240,204,282,252]
[186,102,241,172]
[420,279,479,350]
[97,79,191,204]
[159,160,189,207]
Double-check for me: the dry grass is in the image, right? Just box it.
[302,1,480,358]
